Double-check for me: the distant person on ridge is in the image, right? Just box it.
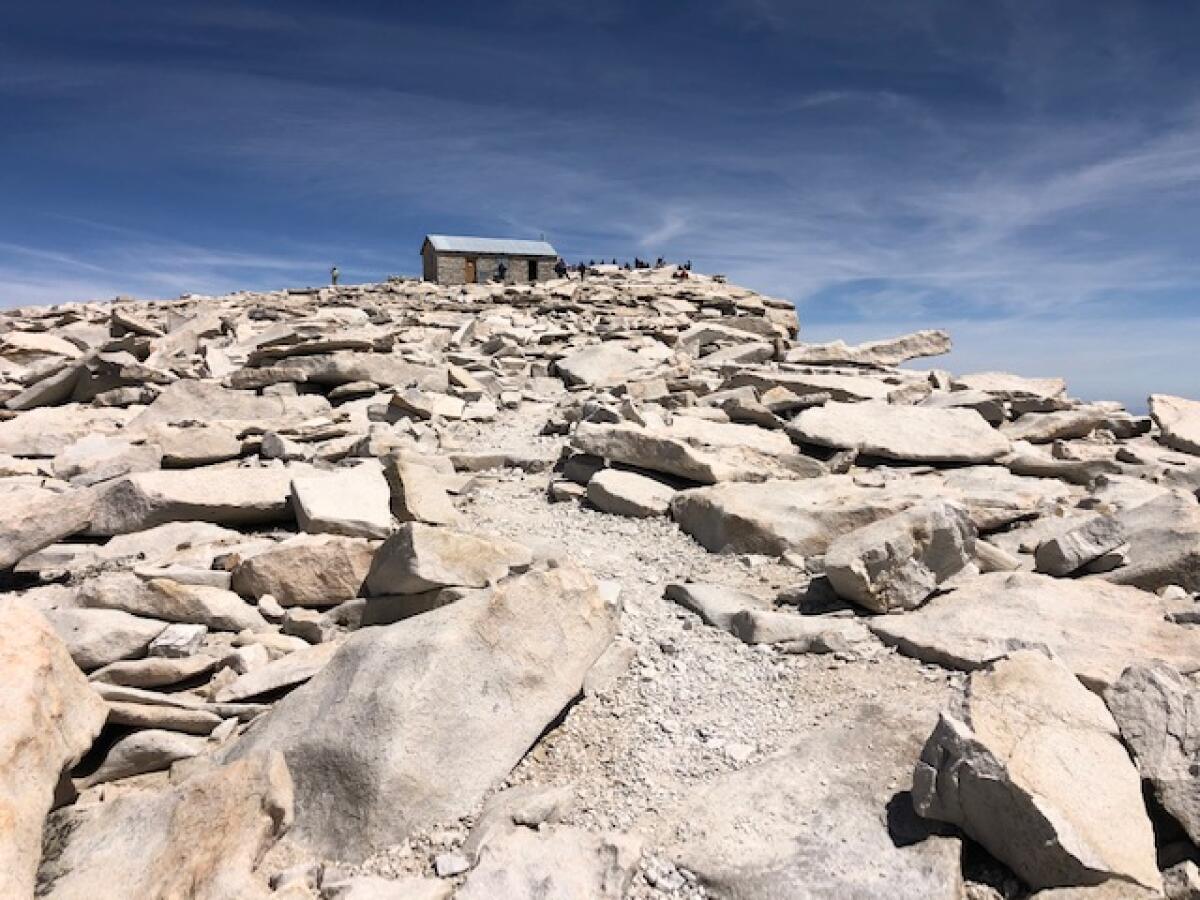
[496,261,508,282]
[578,262,587,280]
[554,258,568,279]
[330,265,340,286]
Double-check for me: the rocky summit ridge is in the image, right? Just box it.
[4,265,1200,898]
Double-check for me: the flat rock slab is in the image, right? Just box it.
[791,401,1010,463]
[951,371,1067,400]
[291,461,393,539]
[89,466,305,535]
[671,471,1060,556]
[555,343,654,388]
[586,469,674,517]
[667,695,962,899]
[785,329,951,367]
[231,534,374,608]
[224,566,617,860]
[1150,393,1200,456]
[870,572,1200,691]
[44,607,168,672]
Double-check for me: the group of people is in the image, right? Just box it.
[552,257,691,280]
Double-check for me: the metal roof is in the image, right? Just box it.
[423,234,557,257]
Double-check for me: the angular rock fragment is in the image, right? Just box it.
[231,534,373,608]
[871,572,1200,691]
[290,462,393,539]
[80,573,268,632]
[90,467,300,534]
[914,650,1160,892]
[457,826,642,900]
[1105,663,1200,845]
[40,753,293,900]
[791,401,1010,463]
[0,606,108,899]
[364,522,531,596]
[785,329,951,367]
[669,695,962,898]
[223,566,617,858]
[1,484,95,570]
[825,501,976,613]
[44,608,168,671]
[1151,393,1200,456]
[214,641,340,702]
[1034,516,1126,576]
[556,343,652,388]
[79,729,207,787]
[586,468,674,517]
[384,456,460,526]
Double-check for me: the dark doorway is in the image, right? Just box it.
[527,259,537,281]
[465,258,477,283]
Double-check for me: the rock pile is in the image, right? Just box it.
[3,265,1200,898]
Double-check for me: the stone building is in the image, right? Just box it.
[421,234,558,285]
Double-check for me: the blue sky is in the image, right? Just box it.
[2,1,1199,408]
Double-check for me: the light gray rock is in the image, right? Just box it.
[364,522,531,596]
[951,371,1067,401]
[825,501,976,613]
[231,534,373,608]
[1105,663,1200,845]
[1151,394,1200,456]
[1103,492,1200,592]
[144,423,244,467]
[89,466,300,534]
[664,582,768,631]
[148,622,209,657]
[1164,861,1200,900]
[586,468,674,517]
[785,329,951,367]
[0,404,134,456]
[214,641,340,703]
[40,753,292,900]
[80,573,268,632]
[384,456,460,526]
[51,434,162,483]
[1035,516,1126,576]
[556,343,651,388]
[0,605,108,900]
[668,695,962,899]
[724,368,894,402]
[1002,408,1108,443]
[914,650,1160,892]
[79,729,207,787]
[1,484,95,570]
[130,378,328,429]
[223,566,618,859]
[791,401,1010,463]
[462,784,576,863]
[291,462,393,539]
[573,421,822,484]
[44,607,168,671]
[89,654,217,688]
[871,572,1200,691]
[457,826,642,900]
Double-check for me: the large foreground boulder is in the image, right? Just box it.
[1,605,108,900]
[870,572,1200,691]
[791,401,1010,463]
[667,695,962,898]
[1105,663,1200,846]
[224,565,618,858]
[914,651,1160,892]
[825,501,976,613]
[39,753,293,900]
